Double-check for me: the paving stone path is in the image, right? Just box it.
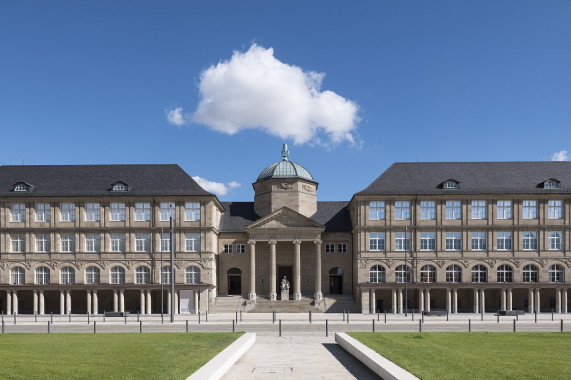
[221,333,378,380]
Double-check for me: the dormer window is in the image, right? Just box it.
[13,182,32,192]
[110,182,129,192]
[544,179,561,189]
[441,180,460,190]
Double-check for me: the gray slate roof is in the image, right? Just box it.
[220,201,351,233]
[0,164,212,197]
[357,162,571,196]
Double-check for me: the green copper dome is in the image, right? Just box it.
[256,144,315,182]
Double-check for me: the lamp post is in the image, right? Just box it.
[170,206,175,323]
[405,226,408,317]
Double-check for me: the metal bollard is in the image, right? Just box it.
[232,319,235,333]
[198,311,201,324]
[447,310,449,322]
[377,310,380,321]
[513,319,516,332]
[309,310,312,324]
[347,312,349,324]
[412,310,414,321]
[535,311,537,323]
[35,311,37,323]
[419,319,422,332]
[94,321,97,333]
[14,313,16,325]
[140,320,143,333]
[422,312,424,324]
[497,311,499,324]
[384,310,387,324]
[516,310,519,321]
[138,311,140,322]
[124,315,127,324]
[186,320,189,333]
[481,310,483,321]
[552,310,554,321]
[48,321,50,333]
[206,310,208,322]
[273,311,276,324]
[240,310,243,322]
[104,311,106,322]
[372,319,375,332]
[469,319,471,332]
[326,319,328,337]
[69,312,71,323]
[1,320,4,334]
[88,313,90,324]
[343,310,345,321]
[235,311,238,323]
[279,319,282,337]
[51,312,53,325]
[561,319,564,332]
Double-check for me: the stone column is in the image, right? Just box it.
[39,290,45,315]
[87,291,92,314]
[480,288,485,313]
[119,289,125,313]
[474,288,479,313]
[6,291,11,315]
[426,289,431,312]
[446,288,451,314]
[13,291,18,315]
[370,289,376,314]
[556,288,562,314]
[145,290,151,315]
[361,289,369,314]
[66,290,72,314]
[293,239,302,301]
[419,289,425,313]
[175,291,179,314]
[140,290,145,314]
[507,288,513,311]
[248,239,256,301]
[453,288,458,313]
[167,291,171,315]
[398,288,403,314]
[113,290,118,312]
[501,288,506,311]
[528,288,534,313]
[60,290,65,315]
[93,290,99,315]
[269,240,277,301]
[392,288,397,314]
[535,288,540,313]
[563,288,568,314]
[314,237,323,302]
[193,290,199,314]
[33,290,38,315]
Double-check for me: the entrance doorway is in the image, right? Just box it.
[278,266,293,299]
[227,268,242,295]
[329,267,344,294]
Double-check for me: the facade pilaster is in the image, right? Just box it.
[563,288,568,314]
[556,288,561,313]
[501,288,506,311]
[398,288,403,314]
[193,290,199,314]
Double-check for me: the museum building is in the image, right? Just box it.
[0,147,570,315]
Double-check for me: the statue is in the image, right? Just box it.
[280,276,290,292]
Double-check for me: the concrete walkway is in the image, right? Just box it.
[221,333,378,379]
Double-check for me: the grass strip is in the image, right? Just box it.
[349,332,571,380]
[0,332,242,380]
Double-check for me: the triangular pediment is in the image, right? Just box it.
[246,207,324,230]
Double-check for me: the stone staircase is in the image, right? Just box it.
[323,295,360,313]
[248,297,321,313]
[210,295,246,313]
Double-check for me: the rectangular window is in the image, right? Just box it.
[135,234,151,252]
[60,234,75,253]
[497,232,512,250]
[325,243,335,253]
[446,201,461,220]
[161,233,171,252]
[85,234,101,253]
[110,203,125,222]
[369,201,385,220]
[85,203,101,222]
[420,232,435,251]
[522,232,538,250]
[338,243,347,253]
[135,202,151,221]
[497,200,512,219]
[548,231,562,250]
[11,204,25,222]
[471,232,487,250]
[36,203,51,222]
[471,200,486,219]
[446,232,461,251]
[160,202,175,221]
[11,234,25,253]
[35,234,50,253]
[394,201,410,220]
[60,203,75,222]
[420,201,435,220]
[522,200,537,219]
[369,232,385,251]
[224,244,233,254]
[110,234,126,252]
[548,200,563,219]
[185,233,200,252]
[236,244,245,254]
[395,232,411,251]
[185,202,201,221]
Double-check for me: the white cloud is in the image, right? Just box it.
[192,176,241,196]
[551,150,569,161]
[185,44,359,145]
[166,107,186,126]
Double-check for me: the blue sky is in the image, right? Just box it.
[1,1,570,201]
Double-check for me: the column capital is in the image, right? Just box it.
[314,237,322,245]
[248,239,256,246]
[268,239,277,246]
[293,239,302,246]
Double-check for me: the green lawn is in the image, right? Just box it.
[349,332,571,380]
[0,333,242,380]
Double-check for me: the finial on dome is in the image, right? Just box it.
[281,143,289,161]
